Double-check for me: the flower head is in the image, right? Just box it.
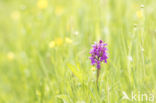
[49,41,55,48]
[65,37,72,44]
[128,56,133,62]
[89,40,108,69]
[136,10,143,18]
[37,0,48,9]
[11,11,20,20]
[55,38,63,46]
[7,52,15,61]
[55,6,64,16]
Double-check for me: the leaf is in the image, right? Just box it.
[67,63,83,82]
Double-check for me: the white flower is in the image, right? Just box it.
[73,31,79,35]
[140,4,144,8]
[141,48,144,52]
[128,56,133,62]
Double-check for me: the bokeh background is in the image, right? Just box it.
[0,0,156,103]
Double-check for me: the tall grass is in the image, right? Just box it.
[0,0,156,103]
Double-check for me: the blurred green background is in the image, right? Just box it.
[0,0,156,103]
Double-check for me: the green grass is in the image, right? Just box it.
[0,0,156,103]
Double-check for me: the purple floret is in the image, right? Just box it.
[89,40,108,69]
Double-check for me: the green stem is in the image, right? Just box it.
[96,69,100,90]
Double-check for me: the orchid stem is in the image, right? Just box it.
[96,69,100,91]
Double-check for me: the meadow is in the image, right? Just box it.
[0,0,156,103]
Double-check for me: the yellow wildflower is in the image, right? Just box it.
[36,90,41,96]
[136,10,143,18]
[91,67,96,71]
[55,6,64,16]
[49,41,55,48]
[55,38,63,46]
[11,11,20,20]
[37,0,48,9]
[7,52,15,61]
[65,37,72,44]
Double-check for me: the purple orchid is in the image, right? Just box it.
[89,40,108,69]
